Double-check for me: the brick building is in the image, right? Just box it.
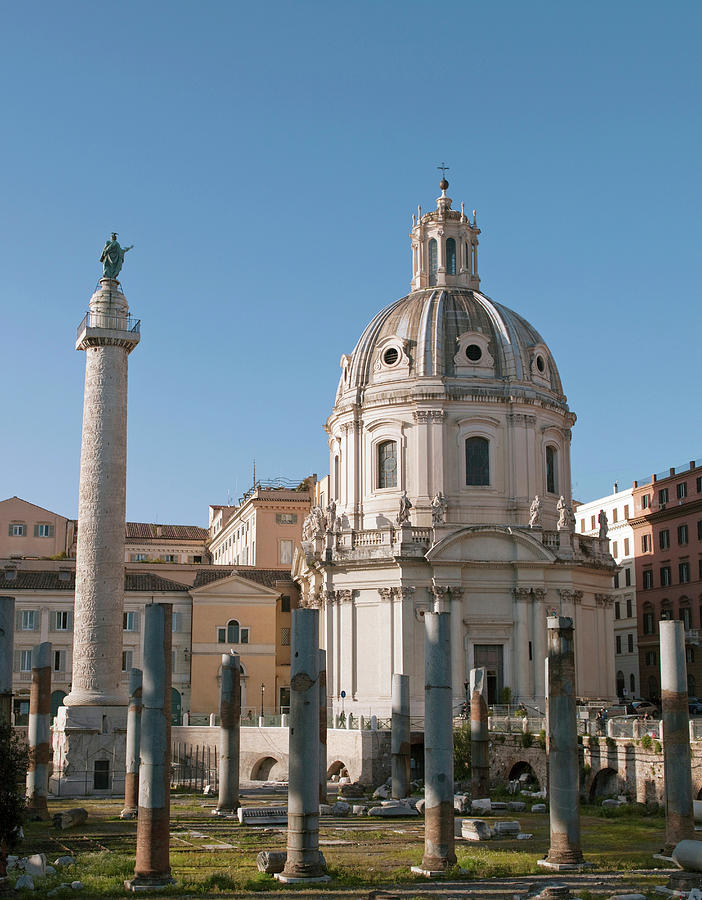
[631,459,702,701]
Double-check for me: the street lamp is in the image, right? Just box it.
[260,682,265,719]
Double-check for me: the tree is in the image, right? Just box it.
[453,722,472,781]
[0,724,28,878]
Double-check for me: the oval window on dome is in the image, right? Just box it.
[466,344,482,362]
[383,347,399,366]
[536,355,545,373]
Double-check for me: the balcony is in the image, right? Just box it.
[686,629,700,646]
[76,311,140,338]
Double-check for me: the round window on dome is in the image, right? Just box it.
[466,344,482,362]
[536,355,545,373]
[383,347,400,366]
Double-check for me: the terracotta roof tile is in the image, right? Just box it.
[191,568,294,590]
[125,523,208,541]
[2,571,189,593]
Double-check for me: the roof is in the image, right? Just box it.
[1,570,189,593]
[0,496,71,521]
[125,522,208,542]
[191,567,295,590]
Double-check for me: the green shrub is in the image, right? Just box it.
[520,731,534,749]
[537,728,547,750]
[653,740,662,754]
[640,734,653,750]
[453,723,471,780]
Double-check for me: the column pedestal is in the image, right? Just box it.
[51,705,127,798]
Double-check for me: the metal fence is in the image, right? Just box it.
[171,741,218,791]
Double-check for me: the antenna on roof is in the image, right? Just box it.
[253,458,256,489]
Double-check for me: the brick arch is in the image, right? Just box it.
[588,766,620,800]
[508,761,541,790]
[250,755,284,781]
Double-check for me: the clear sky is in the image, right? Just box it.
[2,1,701,525]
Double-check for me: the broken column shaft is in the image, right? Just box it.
[391,673,410,799]
[319,649,327,805]
[541,616,584,868]
[660,619,695,848]
[470,666,489,798]
[277,608,329,883]
[216,652,241,815]
[0,596,15,726]
[26,641,52,820]
[122,668,143,818]
[417,611,456,873]
[126,603,173,891]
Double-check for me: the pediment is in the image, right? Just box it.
[190,572,280,600]
[426,526,556,564]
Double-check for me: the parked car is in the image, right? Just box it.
[688,697,702,715]
[626,700,660,717]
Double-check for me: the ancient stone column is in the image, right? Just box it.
[276,608,329,884]
[414,611,456,874]
[0,596,15,725]
[126,603,173,891]
[121,668,143,819]
[660,619,695,848]
[53,276,139,797]
[391,673,410,799]
[26,642,52,820]
[319,649,327,805]
[470,666,489,797]
[215,652,240,815]
[540,616,584,868]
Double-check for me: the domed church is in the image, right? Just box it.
[294,178,616,717]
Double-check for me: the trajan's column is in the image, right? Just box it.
[51,235,139,796]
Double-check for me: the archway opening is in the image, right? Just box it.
[508,761,540,791]
[251,756,283,781]
[589,767,620,800]
[327,760,350,780]
[171,688,182,725]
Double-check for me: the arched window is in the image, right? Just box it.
[465,242,471,272]
[630,673,636,694]
[334,456,340,499]
[227,619,240,643]
[689,674,697,697]
[446,238,456,275]
[648,675,658,700]
[428,239,438,286]
[642,602,655,635]
[377,440,398,489]
[546,445,558,494]
[465,437,490,486]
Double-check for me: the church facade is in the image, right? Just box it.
[294,179,617,718]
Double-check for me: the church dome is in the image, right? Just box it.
[338,287,565,401]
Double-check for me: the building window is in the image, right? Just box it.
[281,595,291,613]
[612,541,619,557]
[687,647,696,663]
[642,534,652,553]
[630,673,636,694]
[240,627,249,644]
[280,540,293,565]
[466,437,490,486]
[660,566,671,587]
[428,238,438,286]
[614,601,621,619]
[614,572,620,589]
[132,553,147,562]
[123,611,138,632]
[172,611,182,633]
[164,554,177,563]
[645,650,657,666]
[626,595,632,617]
[643,570,653,589]
[281,627,291,646]
[625,568,631,587]
[624,504,630,518]
[591,515,596,530]
[627,633,634,653]
[681,606,692,629]
[697,476,702,493]
[217,627,226,643]
[678,524,689,545]
[616,635,622,654]
[680,562,690,584]
[580,519,585,532]
[446,237,456,275]
[545,445,558,494]
[612,508,618,524]
[378,440,398,489]
[698,520,702,541]
[54,611,70,631]
[122,650,133,672]
[643,605,654,633]
[678,482,688,499]
[35,524,53,537]
[642,494,650,509]
[8,523,26,536]
[53,650,66,673]
[20,610,36,631]
[624,537,630,556]
[19,650,32,672]
[276,513,298,525]
[227,620,240,643]
[94,760,110,790]
[659,529,670,550]
[659,488,669,505]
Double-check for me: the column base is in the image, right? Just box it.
[120,808,138,819]
[50,705,127,798]
[124,876,175,892]
[537,857,593,872]
[411,865,465,878]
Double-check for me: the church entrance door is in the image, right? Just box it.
[473,644,504,705]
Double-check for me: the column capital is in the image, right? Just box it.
[532,587,547,601]
[513,587,533,601]
[336,589,353,604]
[378,587,394,602]
[594,592,612,607]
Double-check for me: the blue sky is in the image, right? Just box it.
[2,1,701,525]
